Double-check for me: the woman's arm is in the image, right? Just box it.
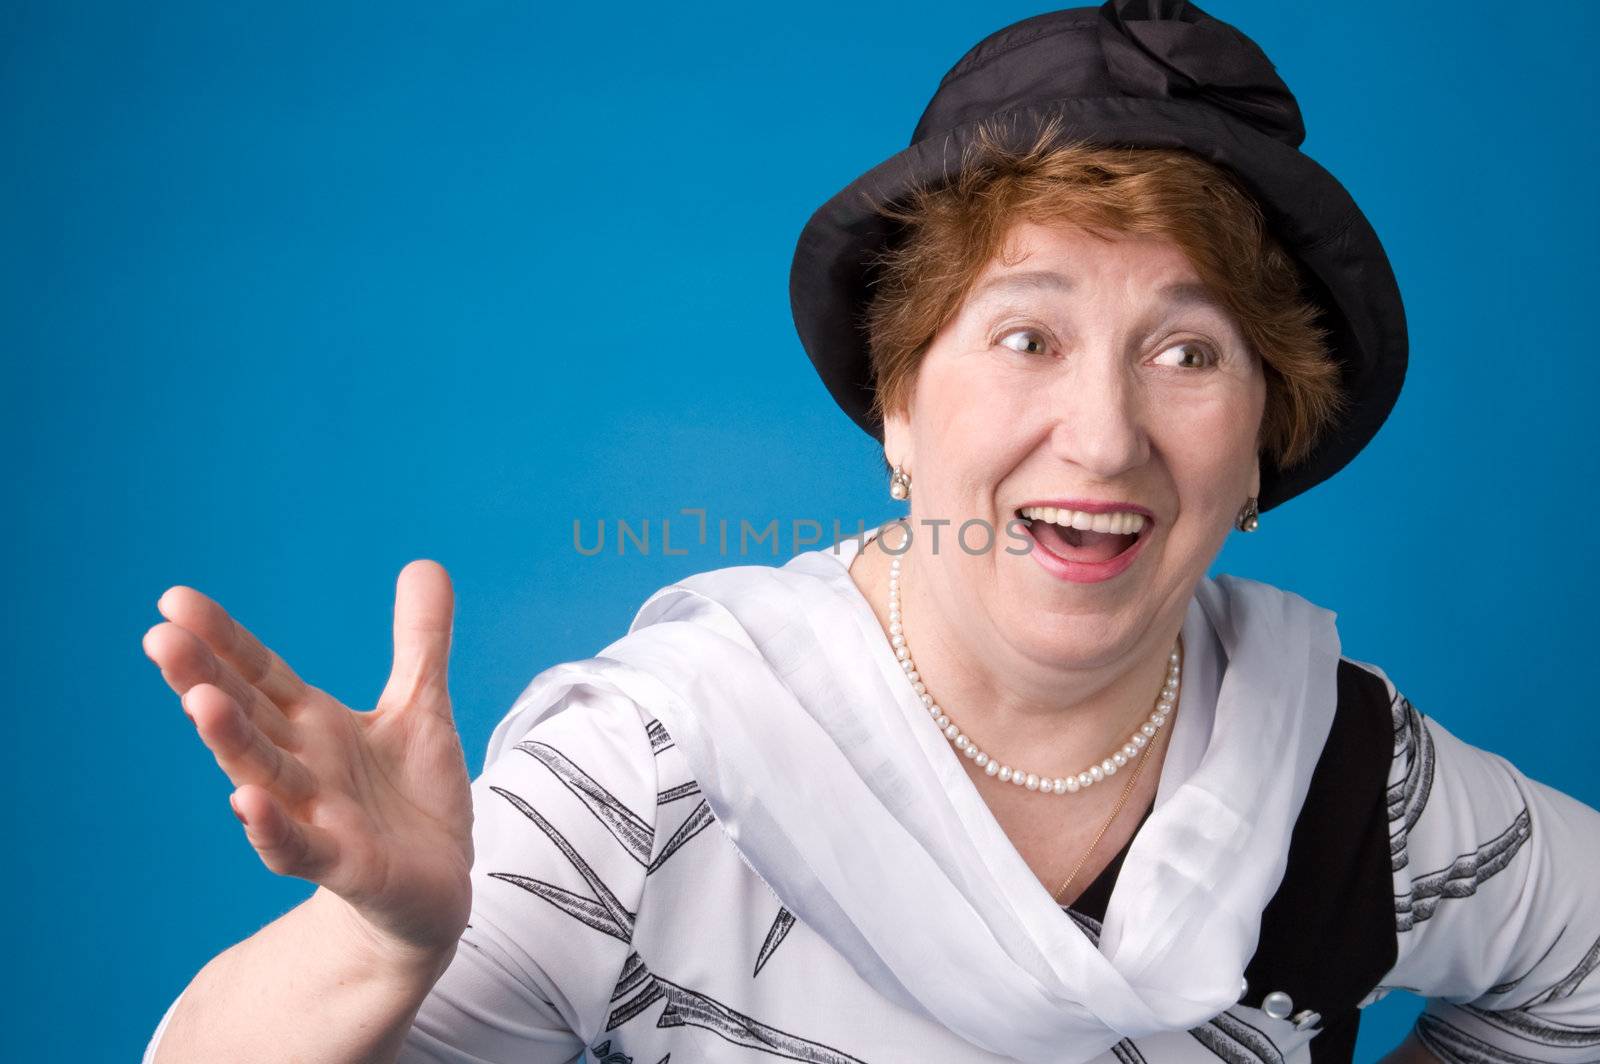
[1371,669,1600,1063]
[138,562,477,1062]
[144,681,661,1064]
[146,888,455,1064]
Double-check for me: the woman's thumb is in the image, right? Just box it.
[382,559,455,713]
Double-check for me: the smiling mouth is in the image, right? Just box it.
[1017,505,1150,564]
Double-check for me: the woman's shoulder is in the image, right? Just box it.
[477,669,696,845]
[1276,649,1600,1054]
[1330,655,1404,747]
[624,546,861,635]
[1340,664,1600,1058]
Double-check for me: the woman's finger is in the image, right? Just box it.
[184,682,317,807]
[379,560,455,718]
[143,621,296,749]
[157,585,311,710]
[229,783,341,883]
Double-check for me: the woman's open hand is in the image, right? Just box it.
[142,559,474,966]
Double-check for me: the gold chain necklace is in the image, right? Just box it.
[1051,707,1171,904]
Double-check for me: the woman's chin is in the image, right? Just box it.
[1000,606,1141,672]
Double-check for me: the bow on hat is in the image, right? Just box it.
[1097,0,1306,147]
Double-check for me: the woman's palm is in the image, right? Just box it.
[143,560,474,959]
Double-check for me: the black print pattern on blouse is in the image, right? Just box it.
[515,740,654,865]
[492,721,862,1062]
[647,799,715,875]
[1462,1005,1600,1053]
[1188,1011,1286,1064]
[1064,908,1103,946]
[1486,926,1566,998]
[589,1041,671,1064]
[1111,1038,1150,1064]
[646,719,675,755]
[1415,1012,1549,1064]
[1387,693,1434,875]
[488,784,637,941]
[1396,807,1533,932]
[607,950,868,1063]
[755,908,795,977]
[1530,928,1600,1007]
[657,780,701,804]
[1459,928,1600,1050]
[590,1039,666,1064]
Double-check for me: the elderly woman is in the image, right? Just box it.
[141,4,1599,1063]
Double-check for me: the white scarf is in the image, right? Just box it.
[486,533,1342,1062]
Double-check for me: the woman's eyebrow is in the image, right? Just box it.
[967,273,1226,316]
[1157,280,1229,317]
[967,269,1073,305]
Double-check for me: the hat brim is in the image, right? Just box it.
[789,95,1407,512]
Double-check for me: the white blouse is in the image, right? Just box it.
[142,536,1600,1063]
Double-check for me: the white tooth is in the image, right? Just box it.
[1041,506,1059,523]
[1125,513,1145,533]
[1019,506,1035,520]
[1068,510,1095,532]
[1091,513,1113,533]
[1109,513,1129,534]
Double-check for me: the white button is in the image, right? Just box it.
[1237,976,1249,1001]
[1262,991,1294,1020]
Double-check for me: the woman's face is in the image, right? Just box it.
[884,220,1265,671]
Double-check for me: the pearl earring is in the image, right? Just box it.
[1236,496,1260,532]
[889,465,912,501]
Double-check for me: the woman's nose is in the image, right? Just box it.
[1044,358,1150,479]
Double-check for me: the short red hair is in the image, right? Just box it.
[862,114,1346,471]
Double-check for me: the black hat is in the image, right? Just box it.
[788,0,1407,512]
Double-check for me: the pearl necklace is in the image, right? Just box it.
[887,552,1181,796]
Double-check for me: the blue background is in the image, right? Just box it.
[5,1,1596,1059]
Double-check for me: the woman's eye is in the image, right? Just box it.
[1153,340,1217,369]
[997,329,1049,356]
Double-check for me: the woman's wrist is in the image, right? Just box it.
[304,886,459,989]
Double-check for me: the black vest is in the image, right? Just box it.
[1072,658,1398,1063]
